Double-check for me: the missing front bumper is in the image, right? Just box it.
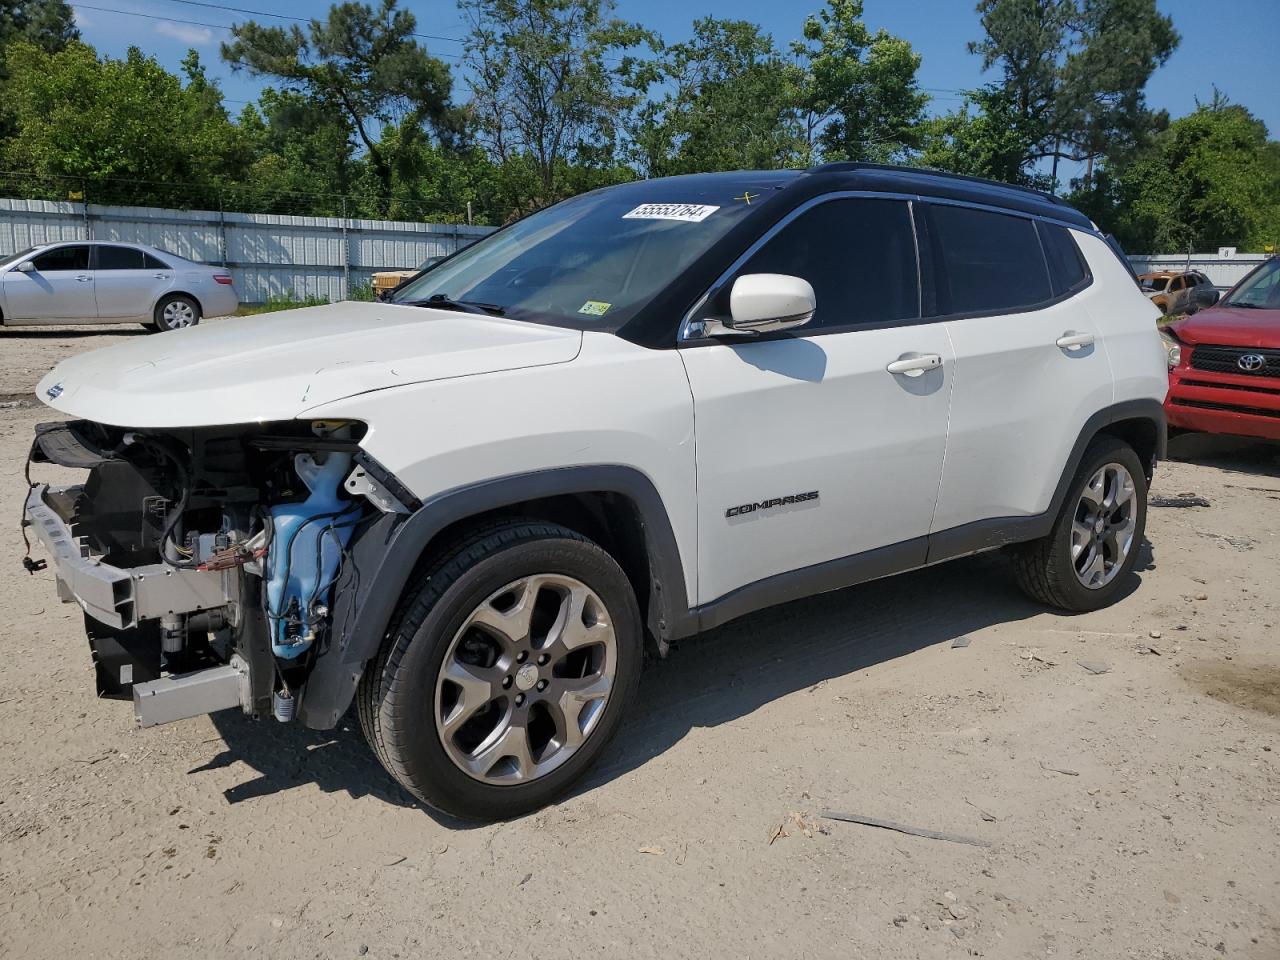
[23,483,236,629]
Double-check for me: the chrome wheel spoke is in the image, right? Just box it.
[550,673,611,751]
[464,720,535,782]
[438,659,501,738]
[469,576,541,645]
[1080,472,1106,508]
[1070,519,1092,561]
[545,581,611,656]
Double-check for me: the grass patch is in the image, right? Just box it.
[236,293,329,316]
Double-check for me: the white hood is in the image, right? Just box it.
[35,302,583,428]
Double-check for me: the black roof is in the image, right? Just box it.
[805,161,1095,230]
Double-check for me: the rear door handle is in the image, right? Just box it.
[886,353,943,377]
[154,273,170,279]
[76,275,92,282]
[1055,331,1095,350]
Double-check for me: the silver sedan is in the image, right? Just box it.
[0,241,239,331]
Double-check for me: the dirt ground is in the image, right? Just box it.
[1,325,1277,960]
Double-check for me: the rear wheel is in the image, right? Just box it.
[1011,436,1147,612]
[358,521,643,821]
[152,294,200,332]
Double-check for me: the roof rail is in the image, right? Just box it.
[808,161,1068,207]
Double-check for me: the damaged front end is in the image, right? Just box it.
[21,418,398,728]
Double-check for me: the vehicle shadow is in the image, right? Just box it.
[202,548,1148,825]
[1167,432,1280,479]
[580,550,1142,795]
[202,708,421,811]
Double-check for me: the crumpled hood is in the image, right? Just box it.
[35,301,583,428]
[1169,305,1280,348]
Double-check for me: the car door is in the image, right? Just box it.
[1169,275,1186,313]
[679,196,954,607]
[92,244,167,319]
[1,244,96,321]
[925,205,1114,545]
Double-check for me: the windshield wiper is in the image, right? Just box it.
[1225,301,1259,308]
[406,294,505,316]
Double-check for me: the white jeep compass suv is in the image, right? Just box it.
[21,164,1167,820]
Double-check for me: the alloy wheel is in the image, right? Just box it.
[434,574,617,785]
[1071,462,1138,589]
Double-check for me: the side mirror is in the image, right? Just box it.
[700,273,815,337]
[16,261,34,273]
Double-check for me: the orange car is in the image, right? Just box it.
[1138,270,1219,315]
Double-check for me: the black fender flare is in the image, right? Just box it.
[298,464,690,729]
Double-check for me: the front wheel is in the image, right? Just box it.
[1011,437,1148,612]
[358,521,643,821]
[152,294,200,332]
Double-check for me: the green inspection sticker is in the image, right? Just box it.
[578,300,612,316]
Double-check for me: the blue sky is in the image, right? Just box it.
[69,0,1279,136]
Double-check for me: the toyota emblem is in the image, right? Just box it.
[1237,354,1266,373]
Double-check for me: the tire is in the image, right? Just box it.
[358,521,643,821]
[1011,436,1148,612]
[152,294,200,332]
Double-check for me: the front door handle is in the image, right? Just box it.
[886,353,943,377]
[76,275,92,282]
[1055,331,1095,350]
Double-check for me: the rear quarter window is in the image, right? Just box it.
[1037,222,1091,296]
[925,204,1051,315]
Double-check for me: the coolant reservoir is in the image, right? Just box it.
[265,451,361,658]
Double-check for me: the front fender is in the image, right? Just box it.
[297,464,691,729]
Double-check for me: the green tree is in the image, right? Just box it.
[0,0,79,139]
[628,17,804,178]
[918,86,1051,188]
[1,41,251,206]
[0,0,78,63]
[222,0,459,204]
[232,88,359,213]
[968,0,1178,189]
[1074,99,1280,253]
[792,0,927,164]
[461,0,648,215]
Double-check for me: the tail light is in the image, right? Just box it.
[213,274,234,285]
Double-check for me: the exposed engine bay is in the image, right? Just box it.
[21,418,406,727]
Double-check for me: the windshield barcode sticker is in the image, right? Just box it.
[623,203,719,223]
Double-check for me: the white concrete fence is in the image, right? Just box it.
[0,198,495,304]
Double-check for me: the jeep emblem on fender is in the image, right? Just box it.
[45,382,64,400]
[1237,354,1265,372]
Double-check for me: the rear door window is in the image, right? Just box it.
[96,245,145,270]
[925,204,1051,315]
[731,197,919,330]
[32,245,91,272]
[143,252,172,270]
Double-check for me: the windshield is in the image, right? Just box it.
[1224,259,1280,310]
[1141,276,1169,292]
[391,185,768,329]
